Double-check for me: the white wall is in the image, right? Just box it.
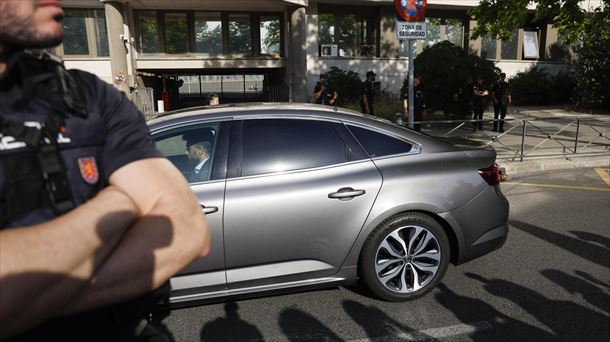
[64,59,113,84]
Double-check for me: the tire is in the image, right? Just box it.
[359,212,450,301]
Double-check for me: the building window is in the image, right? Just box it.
[444,18,463,47]
[501,29,518,59]
[164,13,188,54]
[228,14,252,55]
[523,31,539,59]
[260,16,281,56]
[195,12,222,55]
[318,12,377,57]
[138,11,161,54]
[61,8,108,57]
[135,11,282,57]
[481,37,497,59]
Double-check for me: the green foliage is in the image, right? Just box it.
[261,20,281,54]
[410,41,499,117]
[470,0,610,110]
[327,66,362,104]
[508,67,575,105]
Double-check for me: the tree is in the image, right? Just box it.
[411,41,499,117]
[470,0,610,110]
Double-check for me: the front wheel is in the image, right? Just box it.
[359,212,450,301]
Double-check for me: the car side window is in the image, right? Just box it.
[347,125,413,158]
[242,119,347,176]
[154,122,220,183]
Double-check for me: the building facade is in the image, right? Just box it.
[58,0,575,110]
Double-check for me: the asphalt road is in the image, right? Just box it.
[161,167,610,342]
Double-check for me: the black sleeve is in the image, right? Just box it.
[361,82,368,96]
[314,83,321,93]
[78,72,163,179]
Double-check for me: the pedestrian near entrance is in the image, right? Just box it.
[0,0,210,340]
[402,75,426,132]
[491,73,511,132]
[207,93,220,106]
[360,71,376,115]
[312,73,338,106]
[473,76,490,131]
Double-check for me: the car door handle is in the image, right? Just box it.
[201,205,219,214]
[328,187,366,200]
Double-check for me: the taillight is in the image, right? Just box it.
[479,163,501,186]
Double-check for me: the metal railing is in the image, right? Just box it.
[408,116,610,162]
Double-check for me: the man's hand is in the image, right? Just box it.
[0,186,139,338]
[58,157,210,315]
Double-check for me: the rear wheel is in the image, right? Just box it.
[359,212,450,301]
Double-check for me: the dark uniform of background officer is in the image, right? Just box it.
[402,75,426,132]
[473,75,490,131]
[491,72,511,132]
[0,0,210,340]
[360,71,376,115]
[312,73,338,106]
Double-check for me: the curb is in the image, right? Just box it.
[498,155,610,179]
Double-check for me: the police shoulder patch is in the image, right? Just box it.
[77,156,99,185]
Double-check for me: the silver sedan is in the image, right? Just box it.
[148,103,509,304]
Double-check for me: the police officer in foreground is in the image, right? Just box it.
[312,73,338,106]
[0,0,210,340]
[360,71,376,115]
[473,75,490,131]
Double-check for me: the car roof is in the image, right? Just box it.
[147,102,448,152]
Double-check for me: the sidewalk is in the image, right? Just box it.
[421,106,610,178]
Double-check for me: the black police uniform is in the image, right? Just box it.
[360,80,375,115]
[403,83,425,132]
[0,51,165,341]
[492,80,510,132]
[473,82,489,130]
[313,82,336,106]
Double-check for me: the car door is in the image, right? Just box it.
[152,121,231,299]
[223,118,382,289]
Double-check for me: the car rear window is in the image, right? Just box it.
[242,119,347,176]
[347,125,413,158]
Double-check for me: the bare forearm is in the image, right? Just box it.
[58,159,210,315]
[0,186,138,338]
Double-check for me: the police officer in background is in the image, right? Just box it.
[312,73,338,106]
[491,72,511,132]
[0,0,210,340]
[360,71,376,115]
[473,75,489,131]
[402,74,426,132]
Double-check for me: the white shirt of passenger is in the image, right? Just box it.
[194,158,209,174]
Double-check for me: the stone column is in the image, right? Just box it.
[289,7,308,103]
[101,0,130,95]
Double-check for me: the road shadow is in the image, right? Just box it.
[279,308,344,342]
[569,230,610,249]
[342,300,435,341]
[540,269,610,314]
[435,282,554,341]
[466,273,610,341]
[510,220,609,268]
[200,302,263,342]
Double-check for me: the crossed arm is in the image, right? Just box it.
[0,157,210,338]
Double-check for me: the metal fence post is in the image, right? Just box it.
[574,119,580,154]
[520,120,527,162]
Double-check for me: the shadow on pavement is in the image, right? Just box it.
[435,282,554,342]
[540,269,610,315]
[279,308,344,342]
[199,302,263,342]
[466,273,609,341]
[342,300,435,341]
[510,220,609,269]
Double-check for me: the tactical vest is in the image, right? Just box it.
[1,52,171,341]
[0,51,103,227]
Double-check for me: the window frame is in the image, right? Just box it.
[59,8,109,58]
[317,5,380,58]
[134,10,284,58]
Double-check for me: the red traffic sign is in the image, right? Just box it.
[395,0,427,22]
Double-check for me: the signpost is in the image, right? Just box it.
[395,0,427,129]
